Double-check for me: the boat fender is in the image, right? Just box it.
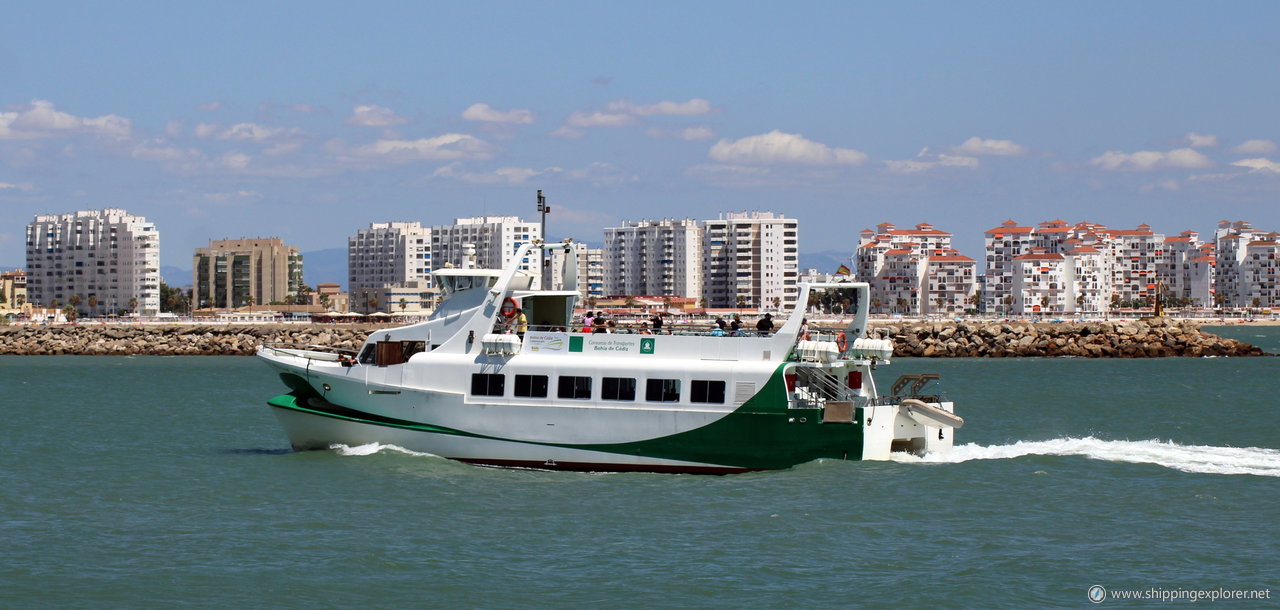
[835,332,848,353]
[499,297,518,318]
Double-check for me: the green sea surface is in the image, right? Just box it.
[2,334,1278,607]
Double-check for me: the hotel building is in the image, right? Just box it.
[25,208,160,315]
[192,238,303,309]
[701,212,799,309]
[348,221,433,313]
[603,218,702,299]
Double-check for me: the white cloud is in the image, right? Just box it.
[0,181,17,189]
[550,126,585,139]
[1233,139,1277,154]
[197,101,223,112]
[885,151,980,174]
[565,162,638,186]
[347,104,408,127]
[1140,179,1181,192]
[192,122,305,143]
[1186,132,1219,147]
[130,140,203,163]
[202,190,263,205]
[953,136,1028,156]
[462,103,534,124]
[1089,148,1212,171]
[647,126,716,141]
[1231,158,1280,173]
[607,98,714,116]
[349,133,494,162]
[433,163,562,185]
[164,121,183,138]
[566,111,637,128]
[0,99,131,140]
[709,130,868,166]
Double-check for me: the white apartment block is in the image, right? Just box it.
[603,218,702,299]
[1098,224,1164,305]
[1158,231,1212,307]
[431,216,541,284]
[348,221,432,313]
[1065,243,1111,313]
[701,212,799,310]
[925,250,977,314]
[1215,220,1280,308]
[25,208,160,316]
[549,242,605,302]
[856,222,974,315]
[1011,249,1070,314]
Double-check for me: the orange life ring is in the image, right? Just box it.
[499,297,518,318]
[836,332,849,353]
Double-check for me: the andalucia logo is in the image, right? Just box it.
[640,338,655,354]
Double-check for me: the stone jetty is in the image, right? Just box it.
[0,319,1266,357]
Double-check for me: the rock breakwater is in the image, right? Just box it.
[0,324,372,356]
[0,319,1265,357]
[868,318,1264,357]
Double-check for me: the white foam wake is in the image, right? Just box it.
[892,437,1280,477]
[329,442,441,458]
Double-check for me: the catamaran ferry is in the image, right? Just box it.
[257,241,962,473]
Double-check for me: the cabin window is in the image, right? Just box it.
[690,380,726,404]
[514,374,548,398]
[470,373,506,397]
[645,379,681,402]
[602,377,636,401]
[557,376,592,400]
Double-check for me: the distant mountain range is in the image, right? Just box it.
[151,247,852,290]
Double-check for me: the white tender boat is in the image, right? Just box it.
[257,241,961,473]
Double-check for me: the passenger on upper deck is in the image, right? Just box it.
[756,313,774,335]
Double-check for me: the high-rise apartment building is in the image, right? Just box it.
[549,242,604,302]
[701,212,799,309]
[430,216,540,282]
[348,221,433,313]
[25,208,160,315]
[192,238,303,310]
[603,218,702,299]
[855,222,974,314]
[1215,220,1280,308]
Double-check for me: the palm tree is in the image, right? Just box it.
[69,294,82,315]
[88,295,99,317]
[62,304,78,323]
[128,297,138,313]
[398,297,408,313]
[319,293,332,310]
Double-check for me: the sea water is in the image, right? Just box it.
[2,332,1278,607]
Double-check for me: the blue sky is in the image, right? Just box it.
[3,1,1278,275]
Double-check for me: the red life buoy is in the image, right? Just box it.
[499,297,518,318]
[836,332,849,353]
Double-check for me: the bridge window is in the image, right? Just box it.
[602,377,636,401]
[470,373,505,397]
[514,374,548,398]
[645,379,680,402]
[690,380,726,404]
[558,376,592,400]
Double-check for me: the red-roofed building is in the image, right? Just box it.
[856,222,974,314]
[1213,220,1280,307]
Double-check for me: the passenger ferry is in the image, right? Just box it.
[257,241,962,473]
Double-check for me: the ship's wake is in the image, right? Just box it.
[330,442,440,458]
[892,437,1280,477]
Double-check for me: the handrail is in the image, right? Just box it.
[260,342,359,358]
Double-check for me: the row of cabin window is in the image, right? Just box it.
[471,374,726,404]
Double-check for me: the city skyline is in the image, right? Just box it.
[3,2,1278,271]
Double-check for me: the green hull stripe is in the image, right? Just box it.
[270,364,862,469]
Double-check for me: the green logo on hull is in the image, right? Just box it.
[640,338,655,354]
[569,336,584,352]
